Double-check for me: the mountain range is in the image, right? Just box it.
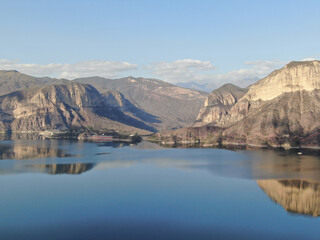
[0,70,208,134]
[1,60,320,148]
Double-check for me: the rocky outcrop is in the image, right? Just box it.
[223,89,320,146]
[151,125,223,146]
[258,179,320,217]
[245,61,320,101]
[75,76,209,130]
[195,83,247,126]
[0,82,153,134]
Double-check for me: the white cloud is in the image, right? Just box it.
[150,59,215,84]
[0,59,138,79]
[301,57,316,61]
[209,60,286,88]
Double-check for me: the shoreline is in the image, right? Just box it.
[148,139,320,151]
[2,131,320,150]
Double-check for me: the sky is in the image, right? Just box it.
[0,0,319,90]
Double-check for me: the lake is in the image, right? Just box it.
[0,137,319,240]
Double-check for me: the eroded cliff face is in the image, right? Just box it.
[104,90,126,108]
[223,90,320,146]
[245,61,320,101]
[189,60,320,147]
[0,83,102,131]
[195,84,247,126]
[0,83,153,134]
[258,179,320,217]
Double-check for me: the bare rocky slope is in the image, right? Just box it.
[194,83,248,126]
[75,76,209,130]
[103,90,161,131]
[0,82,153,134]
[154,60,320,148]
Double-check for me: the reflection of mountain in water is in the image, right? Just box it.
[0,133,45,141]
[258,179,320,217]
[32,163,95,175]
[0,143,74,160]
[0,140,95,175]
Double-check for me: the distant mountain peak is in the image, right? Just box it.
[0,70,19,73]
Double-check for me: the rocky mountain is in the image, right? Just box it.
[258,179,320,217]
[0,70,209,133]
[75,76,209,130]
[194,83,248,126]
[0,82,153,134]
[0,70,67,95]
[221,60,320,147]
[154,60,320,148]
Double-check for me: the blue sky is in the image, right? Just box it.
[0,0,319,89]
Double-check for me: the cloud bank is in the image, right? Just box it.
[150,59,216,84]
[0,59,137,79]
[150,59,285,90]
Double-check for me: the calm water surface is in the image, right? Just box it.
[0,138,319,240]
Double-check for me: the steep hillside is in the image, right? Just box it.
[0,82,153,134]
[221,60,320,146]
[195,83,248,126]
[104,90,161,130]
[223,89,320,146]
[75,76,208,130]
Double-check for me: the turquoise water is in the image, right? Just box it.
[0,139,319,240]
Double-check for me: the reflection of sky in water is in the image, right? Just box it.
[0,139,319,240]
